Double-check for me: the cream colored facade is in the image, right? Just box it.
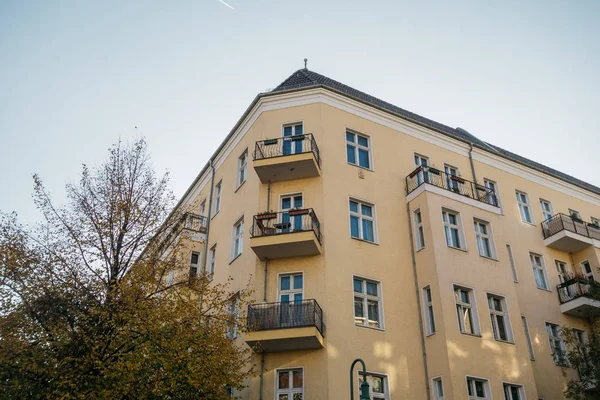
[170,69,600,400]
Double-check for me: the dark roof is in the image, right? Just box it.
[271,68,600,196]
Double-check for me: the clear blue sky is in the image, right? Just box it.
[1,0,599,224]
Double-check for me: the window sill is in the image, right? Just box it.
[347,162,374,172]
[447,245,467,253]
[211,210,220,220]
[459,332,482,338]
[494,339,515,345]
[479,255,499,262]
[234,180,246,193]
[426,332,436,337]
[351,236,379,245]
[355,323,385,332]
[416,247,426,253]
[536,287,553,293]
[229,253,242,265]
[521,220,537,227]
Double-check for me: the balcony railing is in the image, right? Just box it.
[557,277,600,304]
[247,299,325,336]
[253,133,321,166]
[542,213,600,240]
[157,212,207,254]
[405,166,498,207]
[250,209,321,243]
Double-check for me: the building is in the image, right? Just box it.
[167,68,600,400]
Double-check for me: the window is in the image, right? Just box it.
[546,322,567,366]
[454,286,480,335]
[359,372,389,400]
[350,199,376,242]
[521,316,535,360]
[591,217,600,228]
[346,131,371,169]
[506,245,519,282]
[213,180,222,215]
[226,296,239,339]
[530,253,549,290]
[444,165,460,192]
[516,191,533,224]
[503,383,524,400]
[414,154,430,185]
[569,209,582,221]
[442,210,464,250]
[237,150,248,188]
[166,270,175,286]
[466,377,490,399]
[422,286,436,335]
[279,273,303,304]
[208,244,217,280]
[281,194,304,232]
[540,199,553,221]
[354,277,383,329]
[283,123,304,155]
[231,217,244,260]
[581,261,594,281]
[189,252,200,280]
[276,368,303,400]
[488,294,513,342]
[432,377,444,400]
[200,199,206,216]
[474,219,495,258]
[484,179,500,207]
[414,209,425,250]
[555,260,569,283]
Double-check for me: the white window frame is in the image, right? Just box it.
[503,382,525,400]
[275,367,304,400]
[358,371,390,400]
[569,209,582,220]
[414,208,425,251]
[539,199,553,221]
[213,180,222,216]
[278,272,304,303]
[487,293,514,343]
[581,260,594,281]
[545,321,567,366]
[208,244,217,280]
[442,209,466,250]
[226,294,240,339]
[414,153,429,168]
[349,198,378,243]
[432,377,444,400]
[236,149,248,189]
[422,285,436,335]
[521,315,535,360]
[231,216,244,261]
[346,129,373,170]
[591,216,600,227]
[199,199,206,217]
[466,376,491,400]
[516,191,534,224]
[530,253,550,291]
[353,275,384,330]
[484,178,501,208]
[454,285,481,336]
[474,218,496,259]
[506,244,519,283]
[189,251,200,278]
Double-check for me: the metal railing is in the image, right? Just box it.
[250,208,321,243]
[253,133,321,166]
[557,277,600,304]
[542,213,600,240]
[405,166,498,207]
[157,212,207,254]
[247,299,325,336]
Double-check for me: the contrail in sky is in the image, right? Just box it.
[218,0,234,10]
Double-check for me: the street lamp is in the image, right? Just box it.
[350,358,371,400]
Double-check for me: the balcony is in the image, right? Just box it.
[245,299,325,352]
[253,134,321,183]
[157,212,207,255]
[557,278,600,317]
[250,209,322,260]
[405,166,499,209]
[542,213,600,252]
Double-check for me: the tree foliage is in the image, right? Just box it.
[0,139,253,399]
[563,320,600,400]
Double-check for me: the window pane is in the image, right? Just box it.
[367,300,379,323]
[371,376,384,393]
[361,204,373,217]
[292,370,303,388]
[349,201,359,213]
[357,135,368,147]
[475,381,484,397]
[295,124,303,135]
[293,293,303,302]
[191,253,199,264]
[347,144,356,164]
[293,275,303,289]
[282,197,291,209]
[354,297,364,318]
[280,276,290,291]
[451,228,460,248]
[358,148,370,168]
[497,315,507,340]
[362,219,374,241]
[278,371,289,389]
[293,394,302,400]
[366,281,378,296]
[346,132,355,142]
[350,215,360,238]
[280,294,289,303]
[353,279,363,293]
[279,395,288,400]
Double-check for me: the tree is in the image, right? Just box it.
[0,139,253,399]
[563,319,600,400]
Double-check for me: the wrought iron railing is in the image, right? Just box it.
[557,277,600,304]
[250,209,321,243]
[542,213,600,240]
[253,133,321,166]
[157,212,207,254]
[405,166,498,207]
[247,299,325,336]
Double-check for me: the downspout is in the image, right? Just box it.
[468,142,478,184]
[259,181,272,400]
[406,202,431,400]
[199,160,216,309]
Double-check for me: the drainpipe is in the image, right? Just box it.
[199,160,216,309]
[259,353,265,400]
[468,142,478,184]
[406,202,431,400]
[259,181,272,400]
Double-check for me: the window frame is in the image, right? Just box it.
[414,208,426,251]
[277,271,304,303]
[358,371,390,400]
[422,285,436,336]
[516,190,534,224]
[521,315,535,361]
[474,218,497,259]
[346,129,373,170]
[545,321,567,366]
[432,376,444,400]
[591,216,600,227]
[274,367,304,400]
[213,180,223,217]
[349,198,378,244]
[236,149,248,189]
[581,260,594,281]
[466,376,491,400]
[454,284,481,336]
[483,178,501,209]
[442,208,466,251]
[568,209,582,220]
[539,198,554,222]
[503,382,525,400]
[199,199,207,217]
[230,216,244,262]
[530,252,550,291]
[208,244,217,280]
[487,293,514,343]
[353,275,384,330]
[226,294,240,340]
